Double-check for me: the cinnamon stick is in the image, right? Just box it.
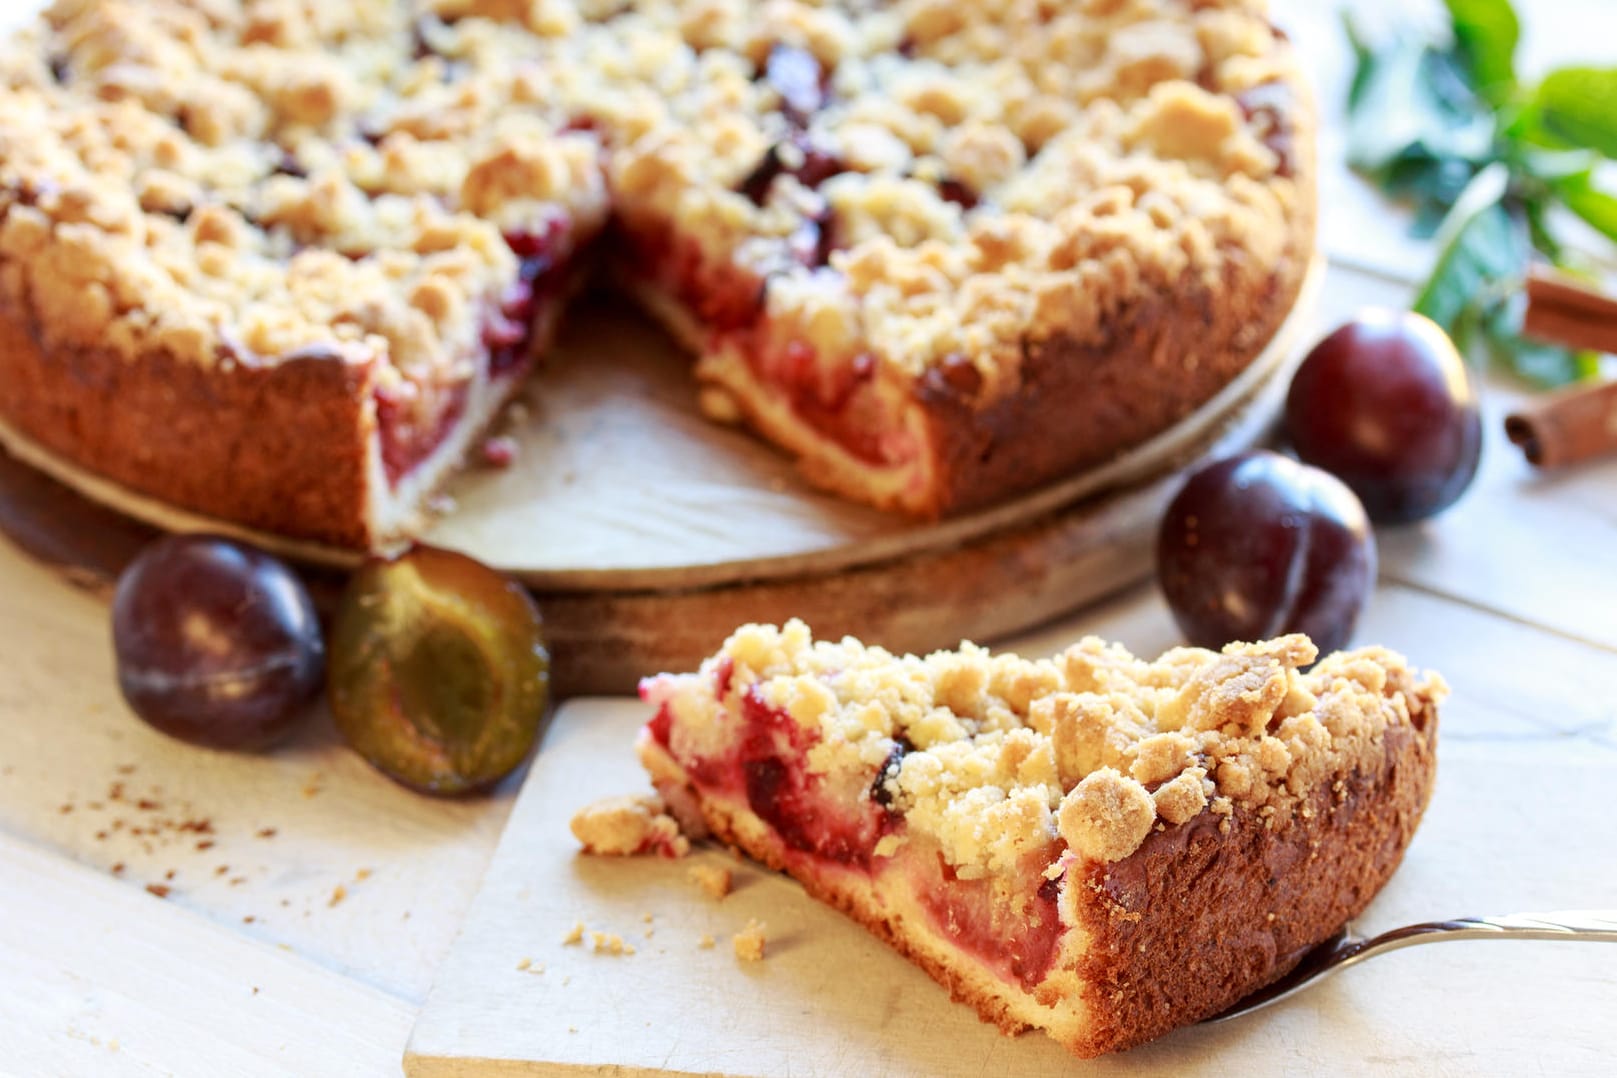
[1522,266,1617,355]
[1505,381,1617,467]
[1506,268,1617,469]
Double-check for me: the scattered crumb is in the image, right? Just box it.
[163,869,175,881]
[698,934,716,950]
[641,912,654,924]
[229,876,246,887]
[196,840,215,851]
[732,920,767,962]
[59,803,73,814]
[110,862,125,876]
[590,932,635,956]
[569,794,689,858]
[688,864,732,900]
[329,884,348,908]
[302,773,324,798]
[145,884,171,899]
[257,828,278,839]
[568,1027,578,1034]
[115,764,136,776]
[516,957,533,971]
[355,868,372,882]
[215,865,230,877]
[563,921,585,945]
[243,915,256,924]
[252,987,260,996]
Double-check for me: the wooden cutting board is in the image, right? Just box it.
[404,699,1617,1078]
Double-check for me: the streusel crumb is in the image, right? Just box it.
[732,919,767,962]
[570,793,691,858]
[688,863,733,900]
[591,931,635,956]
[643,620,1446,872]
[562,921,585,945]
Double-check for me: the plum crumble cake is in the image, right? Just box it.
[0,0,1314,546]
[638,621,1442,1057]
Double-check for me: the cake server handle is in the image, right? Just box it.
[1206,909,1617,1022]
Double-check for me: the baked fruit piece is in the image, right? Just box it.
[599,0,1316,514]
[0,1,607,547]
[638,621,1443,1057]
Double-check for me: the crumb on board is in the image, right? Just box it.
[563,921,585,945]
[569,793,690,858]
[698,934,716,950]
[591,932,635,956]
[688,863,732,900]
[732,920,767,962]
[329,884,347,908]
[516,957,532,971]
[144,883,171,899]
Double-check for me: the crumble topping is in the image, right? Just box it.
[1,0,1308,411]
[569,793,691,858]
[644,621,1445,874]
[732,918,768,961]
[688,863,733,900]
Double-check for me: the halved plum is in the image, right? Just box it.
[328,545,550,795]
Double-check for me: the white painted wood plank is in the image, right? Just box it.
[406,696,1617,1078]
[0,828,414,1078]
[0,535,516,1006]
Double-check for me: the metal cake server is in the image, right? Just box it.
[1207,910,1617,1022]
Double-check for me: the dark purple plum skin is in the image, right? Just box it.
[1157,450,1377,656]
[111,534,324,750]
[1286,310,1482,524]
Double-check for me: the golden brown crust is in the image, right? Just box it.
[0,302,377,548]
[914,256,1308,516]
[1071,718,1437,1055]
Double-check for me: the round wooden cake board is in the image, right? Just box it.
[0,260,1320,695]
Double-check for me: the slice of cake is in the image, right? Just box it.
[637,621,1442,1057]
[601,0,1316,516]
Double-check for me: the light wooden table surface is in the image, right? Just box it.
[3,2,1615,1075]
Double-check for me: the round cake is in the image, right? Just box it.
[0,0,1315,549]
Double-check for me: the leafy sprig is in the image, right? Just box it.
[1345,0,1616,386]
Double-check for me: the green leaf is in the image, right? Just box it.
[1414,164,1521,329]
[1344,33,1493,179]
[1343,12,1377,111]
[1444,0,1520,103]
[1555,172,1617,244]
[1536,67,1617,158]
